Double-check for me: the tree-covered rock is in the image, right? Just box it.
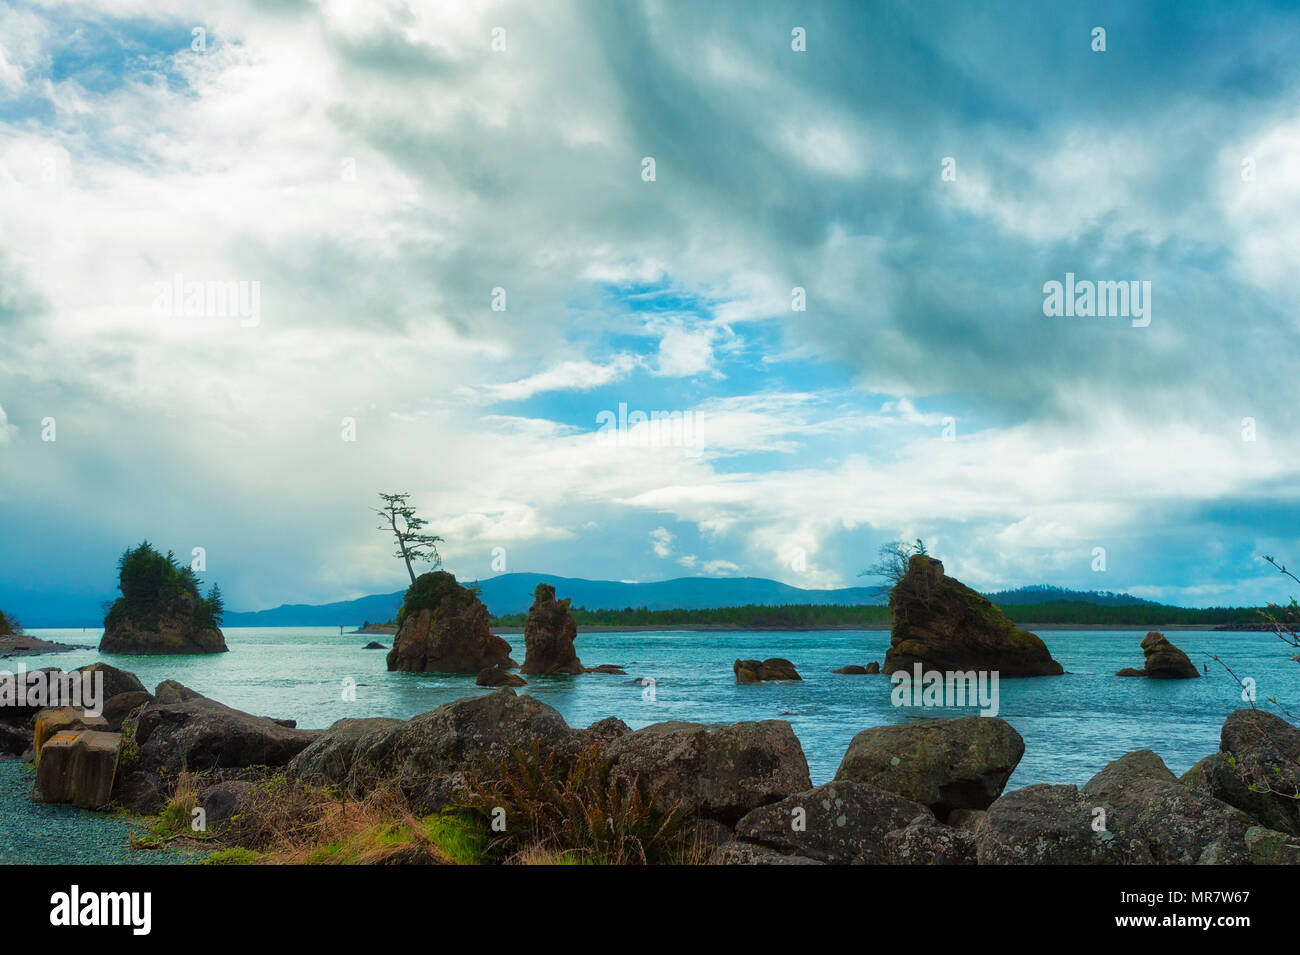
[99,542,227,655]
[884,555,1063,677]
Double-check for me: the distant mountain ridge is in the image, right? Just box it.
[984,585,1160,607]
[218,574,1164,628]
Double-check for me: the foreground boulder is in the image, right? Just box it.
[884,556,1062,677]
[303,689,579,811]
[834,716,1025,819]
[1181,708,1300,836]
[73,663,148,702]
[285,717,405,787]
[126,697,319,774]
[730,780,929,863]
[1115,632,1200,678]
[386,571,516,674]
[974,784,1147,864]
[734,658,801,683]
[885,814,978,865]
[605,720,811,825]
[33,730,122,809]
[0,721,32,757]
[102,691,154,732]
[519,584,583,675]
[1082,750,1255,863]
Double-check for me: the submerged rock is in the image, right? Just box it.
[520,584,583,675]
[362,641,387,650]
[731,780,929,864]
[1114,632,1200,679]
[833,665,868,675]
[884,556,1063,677]
[476,666,526,687]
[386,571,516,674]
[605,719,811,825]
[834,716,1025,819]
[734,658,801,683]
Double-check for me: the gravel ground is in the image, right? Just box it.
[0,758,195,865]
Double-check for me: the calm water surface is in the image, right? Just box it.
[13,626,1298,787]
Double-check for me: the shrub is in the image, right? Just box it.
[456,741,695,865]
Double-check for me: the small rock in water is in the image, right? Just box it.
[362,641,387,650]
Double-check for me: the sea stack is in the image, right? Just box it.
[99,543,227,655]
[386,571,516,673]
[1116,631,1200,678]
[884,556,1063,677]
[520,583,583,675]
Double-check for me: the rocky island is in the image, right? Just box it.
[884,555,1063,677]
[386,571,516,673]
[99,543,227,655]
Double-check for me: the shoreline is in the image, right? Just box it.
[0,634,80,658]
[352,622,1270,635]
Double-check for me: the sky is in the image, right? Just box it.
[2,0,1299,615]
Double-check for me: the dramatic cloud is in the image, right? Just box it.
[2,0,1299,617]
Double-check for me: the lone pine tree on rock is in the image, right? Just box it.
[375,492,444,586]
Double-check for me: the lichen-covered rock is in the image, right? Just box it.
[1081,750,1255,864]
[386,571,516,674]
[285,717,405,787]
[834,716,1025,819]
[339,689,580,812]
[583,716,632,745]
[885,813,978,865]
[33,730,122,809]
[884,556,1063,677]
[127,697,319,774]
[605,720,811,825]
[1114,632,1200,678]
[1180,709,1300,835]
[732,781,929,864]
[714,841,825,865]
[1244,826,1300,864]
[734,658,801,683]
[476,666,526,687]
[975,784,1149,864]
[520,583,582,675]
